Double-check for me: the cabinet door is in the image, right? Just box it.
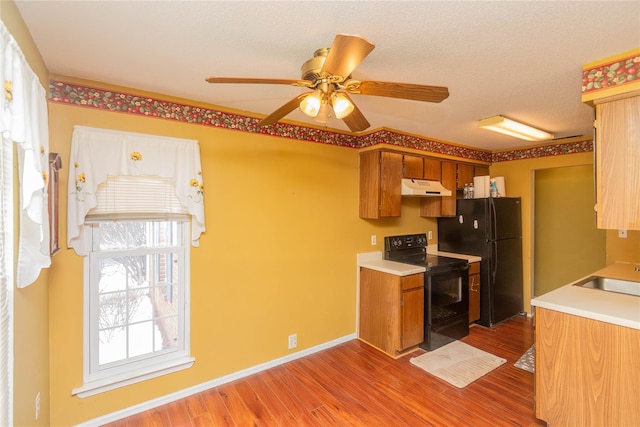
[441,161,457,216]
[403,155,424,179]
[468,262,481,323]
[423,158,441,180]
[420,158,443,217]
[359,151,403,219]
[474,165,489,177]
[595,96,640,230]
[457,163,474,189]
[359,268,401,355]
[536,308,640,425]
[380,152,403,217]
[401,287,424,350]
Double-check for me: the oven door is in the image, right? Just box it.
[424,265,469,351]
[429,266,469,323]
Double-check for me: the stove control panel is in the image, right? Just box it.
[384,233,428,252]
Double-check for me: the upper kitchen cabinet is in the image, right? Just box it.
[456,163,474,189]
[402,154,424,179]
[420,161,463,217]
[474,165,490,177]
[360,150,403,218]
[581,49,640,230]
[594,95,640,230]
[359,149,488,219]
[423,158,442,181]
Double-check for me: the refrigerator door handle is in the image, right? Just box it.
[491,239,498,282]
[489,198,498,281]
[489,198,498,241]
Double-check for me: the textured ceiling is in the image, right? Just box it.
[14,0,640,151]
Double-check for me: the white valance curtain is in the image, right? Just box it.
[1,20,51,289]
[67,126,206,256]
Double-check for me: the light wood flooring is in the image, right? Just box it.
[105,316,544,426]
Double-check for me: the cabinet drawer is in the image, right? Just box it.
[469,262,480,275]
[401,273,424,291]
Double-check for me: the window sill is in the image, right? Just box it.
[72,356,195,398]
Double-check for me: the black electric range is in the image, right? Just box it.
[384,233,470,351]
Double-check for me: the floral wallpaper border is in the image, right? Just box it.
[582,52,640,95]
[49,80,593,163]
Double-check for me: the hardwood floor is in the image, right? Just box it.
[105,316,544,426]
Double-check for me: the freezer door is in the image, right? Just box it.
[437,199,489,257]
[490,198,522,240]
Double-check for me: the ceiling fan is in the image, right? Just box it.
[205,34,449,132]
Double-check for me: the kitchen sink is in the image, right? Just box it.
[573,276,640,297]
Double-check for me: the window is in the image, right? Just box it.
[73,219,193,397]
[67,127,205,397]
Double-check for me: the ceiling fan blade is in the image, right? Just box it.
[206,76,312,87]
[347,80,449,103]
[258,93,308,127]
[341,94,370,132]
[320,34,375,81]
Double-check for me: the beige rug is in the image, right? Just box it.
[410,341,506,388]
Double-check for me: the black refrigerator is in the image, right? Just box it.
[437,197,523,327]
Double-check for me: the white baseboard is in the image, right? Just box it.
[75,333,357,427]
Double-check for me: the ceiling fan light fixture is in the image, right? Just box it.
[331,92,355,119]
[300,90,323,117]
[313,99,331,125]
[478,115,554,141]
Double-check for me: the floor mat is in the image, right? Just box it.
[410,341,506,388]
[514,344,535,373]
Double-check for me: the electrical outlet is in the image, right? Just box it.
[35,392,40,420]
[618,229,628,238]
[371,235,377,245]
[288,334,297,349]
[428,231,433,240]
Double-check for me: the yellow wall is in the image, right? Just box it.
[1,2,51,426]
[46,78,437,425]
[533,165,606,296]
[606,229,640,264]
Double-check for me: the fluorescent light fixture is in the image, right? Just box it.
[331,92,354,119]
[300,90,323,117]
[478,115,554,141]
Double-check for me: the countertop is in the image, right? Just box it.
[531,262,640,330]
[427,249,482,264]
[358,248,481,276]
[359,259,426,276]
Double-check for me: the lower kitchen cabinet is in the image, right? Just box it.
[359,268,424,357]
[468,261,480,324]
[535,307,640,426]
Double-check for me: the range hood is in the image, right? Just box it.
[401,178,452,197]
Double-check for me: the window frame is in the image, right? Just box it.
[72,218,194,398]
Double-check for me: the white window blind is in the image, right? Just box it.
[87,175,188,221]
[0,138,14,426]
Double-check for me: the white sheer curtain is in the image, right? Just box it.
[1,18,51,425]
[67,126,206,256]
[1,20,50,289]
